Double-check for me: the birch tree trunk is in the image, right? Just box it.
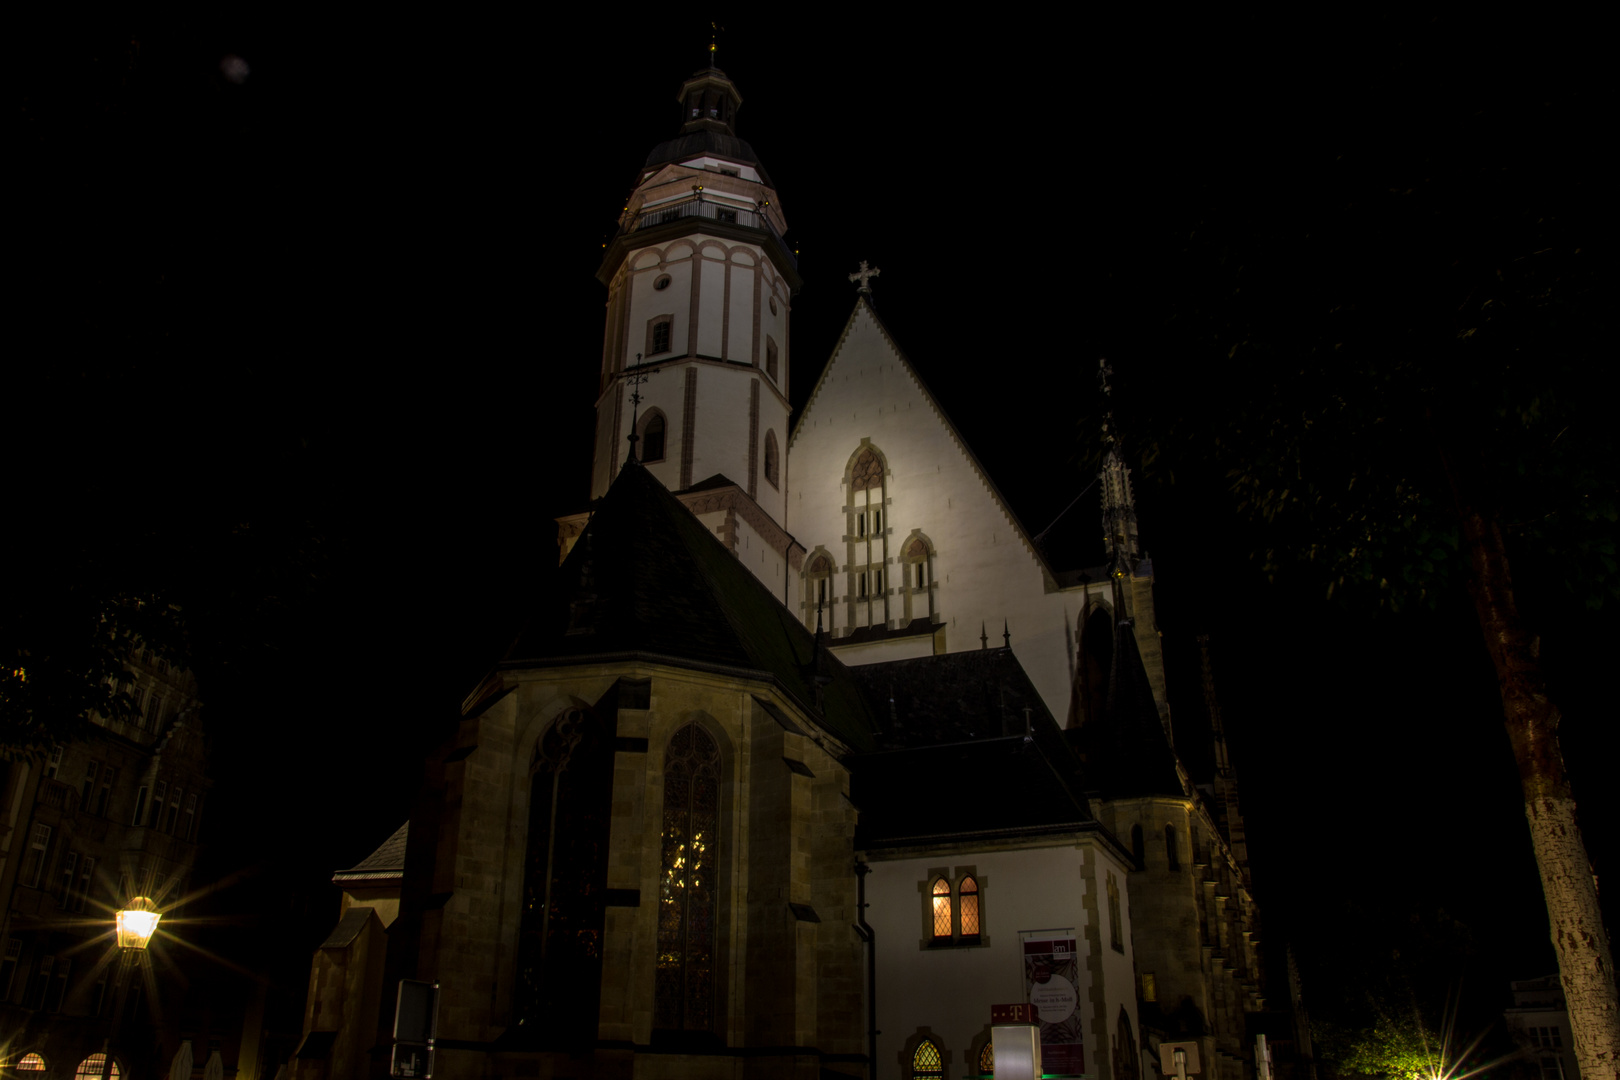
[1448,480,1619,1075]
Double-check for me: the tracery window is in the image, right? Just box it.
[911,1038,944,1079]
[656,723,722,1034]
[17,1054,46,1072]
[978,1038,995,1077]
[851,448,883,491]
[516,707,614,1034]
[846,444,889,630]
[928,873,985,945]
[804,552,834,630]
[1115,1008,1140,1080]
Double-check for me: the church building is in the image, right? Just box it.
[287,60,1294,1080]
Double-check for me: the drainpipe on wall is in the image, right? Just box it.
[853,861,878,1079]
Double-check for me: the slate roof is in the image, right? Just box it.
[642,131,775,188]
[846,648,1096,848]
[332,821,407,884]
[1075,616,1184,799]
[504,461,878,752]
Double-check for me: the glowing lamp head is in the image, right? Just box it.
[116,897,161,950]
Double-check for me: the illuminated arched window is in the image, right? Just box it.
[76,1056,119,1080]
[846,444,889,630]
[959,876,981,939]
[911,1038,944,1079]
[17,1054,46,1072]
[656,724,722,1034]
[931,877,952,940]
[979,1038,995,1077]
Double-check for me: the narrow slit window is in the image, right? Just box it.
[1166,824,1180,871]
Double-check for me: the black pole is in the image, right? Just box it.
[853,861,878,1079]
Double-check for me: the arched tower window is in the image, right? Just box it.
[1130,824,1145,869]
[911,1038,945,1079]
[656,723,722,1034]
[640,410,668,463]
[1165,824,1180,871]
[764,430,780,489]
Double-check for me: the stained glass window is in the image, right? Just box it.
[931,878,952,939]
[852,448,883,491]
[912,1039,944,1078]
[979,1039,995,1076]
[75,1056,119,1080]
[17,1055,46,1072]
[959,876,980,937]
[656,723,722,1033]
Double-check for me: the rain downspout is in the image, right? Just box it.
[854,861,878,1079]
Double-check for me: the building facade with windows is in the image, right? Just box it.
[286,62,1300,1080]
[1504,976,1581,1079]
[0,648,208,1078]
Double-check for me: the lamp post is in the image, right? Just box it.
[99,898,162,1080]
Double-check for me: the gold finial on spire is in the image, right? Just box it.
[709,21,723,67]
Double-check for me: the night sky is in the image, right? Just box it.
[13,12,1610,1050]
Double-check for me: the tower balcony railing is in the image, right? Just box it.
[616,193,795,268]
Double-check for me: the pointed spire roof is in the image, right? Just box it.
[504,461,877,751]
[1082,614,1183,799]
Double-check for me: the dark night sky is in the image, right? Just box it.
[12,12,1610,1040]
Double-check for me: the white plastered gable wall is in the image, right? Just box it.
[788,299,1104,720]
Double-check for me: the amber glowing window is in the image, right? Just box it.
[959,876,980,937]
[912,1039,944,1079]
[17,1055,46,1072]
[75,1057,119,1080]
[931,878,952,939]
[978,1040,994,1075]
[656,724,722,1034]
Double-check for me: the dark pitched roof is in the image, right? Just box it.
[642,131,775,188]
[846,648,1095,848]
[504,462,877,752]
[333,821,407,883]
[1078,617,1184,799]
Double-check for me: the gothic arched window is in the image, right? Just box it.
[517,707,614,1033]
[804,552,834,630]
[75,1057,118,1080]
[851,447,883,491]
[1115,1008,1140,1080]
[641,410,667,463]
[911,1038,945,1079]
[978,1039,995,1077]
[846,444,889,630]
[1165,824,1180,871]
[959,876,981,939]
[931,877,952,940]
[656,723,722,1034]
[764,430,780,488]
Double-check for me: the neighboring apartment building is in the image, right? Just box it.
[1503,976,1581,1080]
[0,645,209,1080]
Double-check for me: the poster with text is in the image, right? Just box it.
[1020,931,1084,1075]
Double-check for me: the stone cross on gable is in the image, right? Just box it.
[849,261,881,294]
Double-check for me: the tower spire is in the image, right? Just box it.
[1200,634,1251,886]
[1097,358,1140,574]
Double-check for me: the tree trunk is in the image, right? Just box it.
[1444,460,1619,1075]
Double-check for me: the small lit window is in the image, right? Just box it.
[17,1053,46,1072]
[959,876,980,938]
[931,878,952,940]
[912,1039,944,1079]
[76,1055,120,1080]
[978,1040,994,1076]
[1141,972,1157,1002]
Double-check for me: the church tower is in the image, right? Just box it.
[590,63,800,534]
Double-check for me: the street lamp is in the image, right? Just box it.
[99,898,162,1080]
[115,897,161,951]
